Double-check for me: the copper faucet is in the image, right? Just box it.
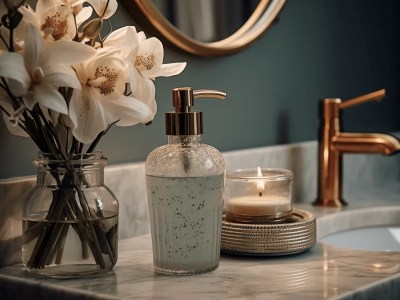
[314,89,400,207]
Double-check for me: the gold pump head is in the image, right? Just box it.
[166,87,226,135]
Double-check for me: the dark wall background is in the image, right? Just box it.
[1,0,399,179]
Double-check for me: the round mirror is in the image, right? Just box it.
[120,0,286,57]
[151,0,261,43]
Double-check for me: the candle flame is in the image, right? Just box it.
[257,166,265,197]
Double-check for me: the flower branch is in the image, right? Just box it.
[0,0,186,273]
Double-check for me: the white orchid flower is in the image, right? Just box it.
[75,6,94,27]
[86,0,118,19]
[0,24,96,114]
[70,49,152,144]
[48,0,94,26]
[136,32,187,79]
[54,0,93,17]
[19,0,77,41]
[104,27,186,122]
[36,0,94,26]
[0,52,30,97]
[102,26,139,58]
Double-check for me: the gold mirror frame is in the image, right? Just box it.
[120,0,286,57]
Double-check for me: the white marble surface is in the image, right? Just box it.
[1,200,400,300]
[0,140,400,267]
[0,139,400,299]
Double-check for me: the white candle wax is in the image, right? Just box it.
[226,195,291,216]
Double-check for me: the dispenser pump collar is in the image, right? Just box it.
[166,87,226,135]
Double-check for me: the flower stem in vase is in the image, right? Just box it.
[24,162,116,271]
[1,0,186,278]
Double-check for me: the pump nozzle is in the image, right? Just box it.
[193,89,227,100]
[167,87,226,135]
[171,87,226,113]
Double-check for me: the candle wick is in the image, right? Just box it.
[259,191,262,197]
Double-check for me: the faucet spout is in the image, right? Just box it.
[333,133,400,155]
[314,89,400,207]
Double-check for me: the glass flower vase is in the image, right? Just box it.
[22,152,118,278]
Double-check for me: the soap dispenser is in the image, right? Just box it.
[145,87,226,275]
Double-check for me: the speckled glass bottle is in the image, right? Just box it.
[145,87,226,275]
[146,135,225,275]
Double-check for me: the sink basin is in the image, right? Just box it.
[320,226,400,251]
[317,206,400,252]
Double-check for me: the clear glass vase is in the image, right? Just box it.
[22,152,118,278]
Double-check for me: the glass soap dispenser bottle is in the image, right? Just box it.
[145,87,226,275]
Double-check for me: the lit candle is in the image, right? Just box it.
[225,195,291,217]
[225,167,293,223]
[256,166,265,196]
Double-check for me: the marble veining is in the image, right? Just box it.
[1,140,400,267]
[1,219,400,300]
[0,139,400,299]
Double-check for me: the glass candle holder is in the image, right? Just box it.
[224,168,293,223]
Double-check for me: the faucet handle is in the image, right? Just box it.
[339,89,386,110]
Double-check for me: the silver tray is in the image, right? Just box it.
[221,208,316,256]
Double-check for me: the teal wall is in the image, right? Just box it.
[1,0,399,179]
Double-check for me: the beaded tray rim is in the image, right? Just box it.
[221,208,316,256]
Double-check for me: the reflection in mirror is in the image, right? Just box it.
[152,0,260,43]
[121,0,286,57]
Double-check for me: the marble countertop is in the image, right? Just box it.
[1,138,399,299]
[1,196,400,299]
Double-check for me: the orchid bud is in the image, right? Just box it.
[70,2,83,15]
[1,9,23,29]
[82,18,103,39]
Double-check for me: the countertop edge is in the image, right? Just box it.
[0,273,118,300]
